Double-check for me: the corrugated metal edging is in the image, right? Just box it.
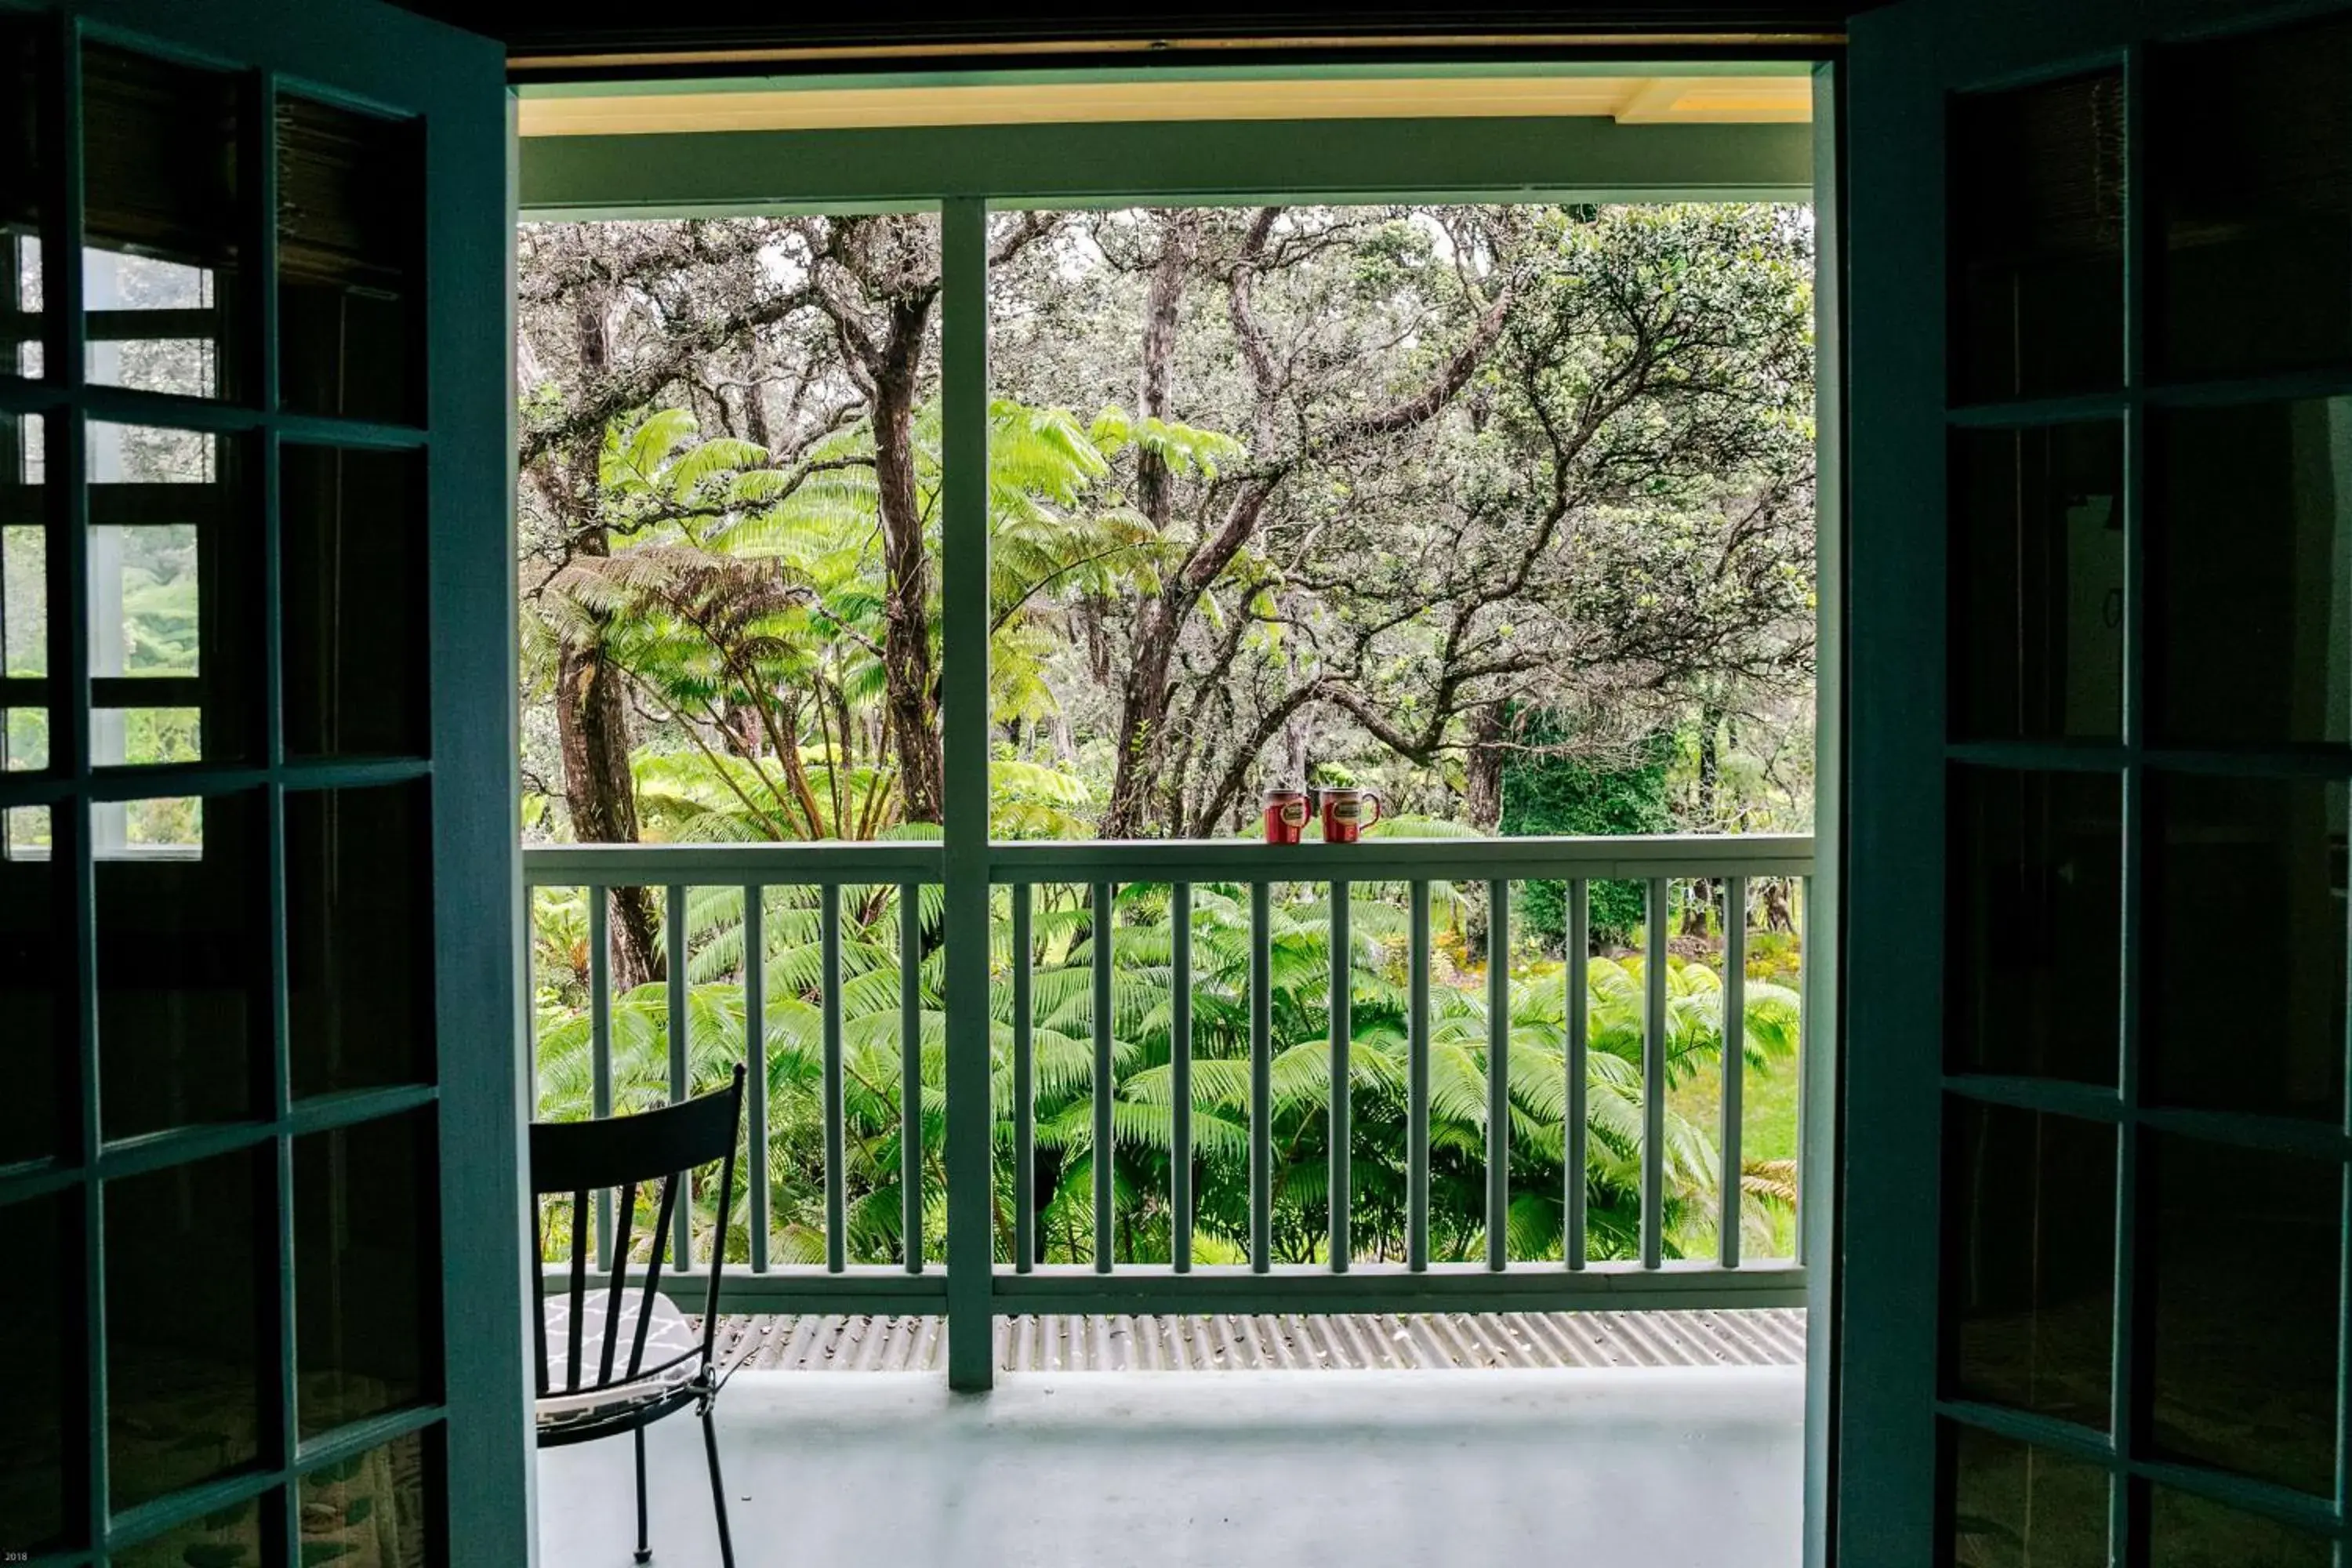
[710,1308,1806,1374]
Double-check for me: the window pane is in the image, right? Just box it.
[2154,18,2352,382]
[283,444,426,758]
[2144,1132,2339,1497]
[106,1148,267,1509]
[1942,1102,2114,1430]
[289,783,433,1097]
[1950,73,2124,404]
[1941,1421,2109,1568]
[96,790,263,1139]
[0,1190,74,1554]
[110,1490,270,1568]
[1947,766,2120,1082]
[3,413,45,773]
[296,1110,437,1436]
[2146,773,2345,1121]
[2150,399,2352,749]
[278,95,422,425]
[1950,423,2123,742]
[2143,1485,2331,1568]
[299,1429,440,1567]
[0,803,66,1163]
[81,44,241,402]
[2,17,42,381]
[89,421,258,765]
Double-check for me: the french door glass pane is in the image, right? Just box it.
[2145,772,2346,1121]
[105,1146,267,1509]
[1942,1100,2114,1428]
[81,43,240,401]
[1949,423,2123,742]
[287,784,434,1098]
[1949,73,2124,405]
[1940,1421,2109,1568]
[1946,765,2120,1081]
[2153,18,2352,383]
[89,419,260,767]
[0,1189,73,1555]
[96,789,265,1138]
[1,16,38,382]
[278,95,423,425]
[299,1431,438,1565]
[110,1492,270,1568]
[2141,1485,2332,1568]
[296,1109,436,1436]
[282,444,426,759]
[2150,399,2352,749]
[2143,1131,2340,1497]
[0,800,66,1163]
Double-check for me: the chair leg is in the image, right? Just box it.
[633,1426,652,1564]
[701,1403,737,1568]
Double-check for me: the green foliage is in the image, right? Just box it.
[531,885,1801,1270]
[1500,719,1675,947]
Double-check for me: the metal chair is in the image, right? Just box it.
[532,1065,746,1567]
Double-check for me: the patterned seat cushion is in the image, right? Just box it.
[537,1291,701,1430]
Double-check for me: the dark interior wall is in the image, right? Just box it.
[392,2,1864,61]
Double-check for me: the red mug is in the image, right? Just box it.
[1318,787,1385,843]
[1263,789,1312,845]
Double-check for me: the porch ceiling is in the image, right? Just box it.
[517,73,1815,136]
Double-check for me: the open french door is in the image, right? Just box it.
[0,1,527,1563]
[1844,0,2352,1563]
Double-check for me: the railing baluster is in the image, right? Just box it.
[1486,879,1510,1272]
[590,887,612,1271]
[1250,880,1272,1275]
[666,884,691,1269]
[1172,881,1193,1274]
[1329,878,1351,1272]
[744,885,768,1273]
[1013,884,1035,1273]
[902,880,924,1273]
[822,883,846,1275]
[1092,880,1116,1272]
[1566,879,1589,1271]
[1720,876,1748,1269]
[1408,880,1431,1273]
[1642,877,1669,1271]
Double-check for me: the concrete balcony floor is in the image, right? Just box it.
[536,1363,1805,1568]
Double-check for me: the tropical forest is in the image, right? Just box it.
[517,203,1818,1269]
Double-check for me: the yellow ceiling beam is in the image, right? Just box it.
[517,74,1815,137]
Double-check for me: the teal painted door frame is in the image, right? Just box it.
[0,2,528,1563]
[1842,1,2352,1563]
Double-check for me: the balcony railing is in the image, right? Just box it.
[523,833,1819,1341]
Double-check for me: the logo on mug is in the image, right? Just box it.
[1318,787,1384,843]
[1263,789,1312,845]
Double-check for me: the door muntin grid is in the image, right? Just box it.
[1935,11,2352,1564]
[0,9,452,1564]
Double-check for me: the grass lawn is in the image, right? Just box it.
[1668,1047,1802,1259]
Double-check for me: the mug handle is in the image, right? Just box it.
[1364,791,1386,828]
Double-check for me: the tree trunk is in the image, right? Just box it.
[550,285,661,987]
[1464,704,1508,833]
[870,298,946,825]
[1098,226,1194,840]
[557,619,663,989]
[1684,697,1727,938]
[1101,595,1184,838]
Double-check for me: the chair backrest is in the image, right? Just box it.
[529,1064,746,1403]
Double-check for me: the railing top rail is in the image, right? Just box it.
[521,839,944,886]
[521,832,1813,887]
[989,832,1814,882]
